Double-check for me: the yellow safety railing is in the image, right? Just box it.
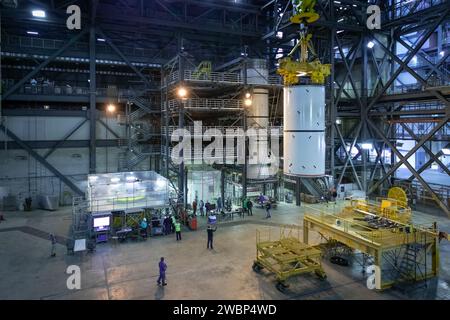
[303,205,437,247]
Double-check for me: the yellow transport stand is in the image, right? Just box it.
[252,226,326,292]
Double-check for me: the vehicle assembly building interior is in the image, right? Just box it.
[0,0,449,301]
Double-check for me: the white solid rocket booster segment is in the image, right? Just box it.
[283,85,326,177]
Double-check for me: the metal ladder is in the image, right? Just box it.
[398,244,419,282]
[394,232,429,294]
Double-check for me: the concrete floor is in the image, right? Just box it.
[0,201,449,300]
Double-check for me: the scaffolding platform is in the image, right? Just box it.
[303,202,439,290]
[162,69,282,88]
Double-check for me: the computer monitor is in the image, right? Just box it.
[93,216,110,228]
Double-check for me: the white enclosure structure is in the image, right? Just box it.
[86,171,170,213]
[283,85,326,177]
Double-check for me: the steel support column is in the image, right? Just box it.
[89,25,97,173]
[178,54,186,206]
[89,1,98,174]
[242,110,248,201]
[361,30,369,192]
[329,0,336,180]
[295,177,301,207]
[242,58,248,200]
[164,69,170,179]
[178,104,185,205]
[221,168,225,208]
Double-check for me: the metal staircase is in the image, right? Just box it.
[117,94,160,171]
[129,97,156,114]
[126,152,150,169]
[392,233,429,294]
[118,152,128,172]
[398,244,420,282]
[118,138,159,171]
[132,123,154,141]
[301,176,333,199]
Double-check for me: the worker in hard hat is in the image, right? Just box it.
[242,197,248,216]
[175,220,182,241]
[206,224,217,250]
[140,217,148,238]
[163,215,171,235]
[258,193,265,207]
[247,198,253,216]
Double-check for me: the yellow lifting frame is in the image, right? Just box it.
[253,226,326,289]
[276,0,331,85]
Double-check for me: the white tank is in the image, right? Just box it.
[244,60,275,180]
[283,85,326,177]
[247,132,273,180]
[247,88,272,180]
[248,88,269,128]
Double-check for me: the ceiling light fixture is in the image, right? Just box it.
[32,10,46,18]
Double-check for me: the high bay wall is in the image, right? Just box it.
[0,114,158,207]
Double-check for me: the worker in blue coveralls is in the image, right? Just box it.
[157,257,167,286]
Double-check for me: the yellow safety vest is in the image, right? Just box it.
[175,223,181,232]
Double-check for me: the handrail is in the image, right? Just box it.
[163,70,282,87]
[2,81,141,98]
[184,70,242,83]
[163,98,243,110]
[303,203,437,246]
[81,193,170,213]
